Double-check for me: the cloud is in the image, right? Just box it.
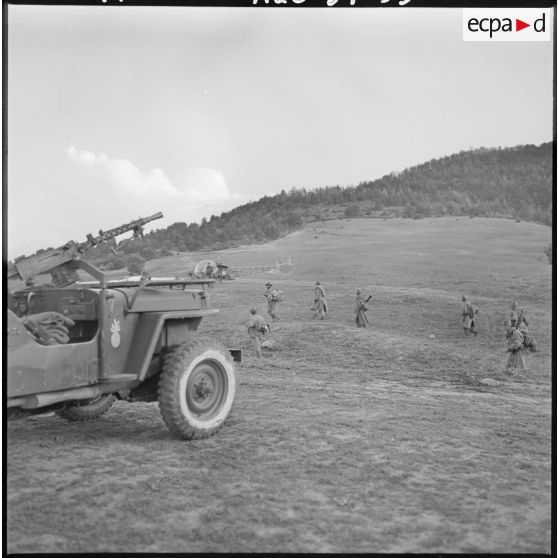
[65,145,242,203]
[64,145,246,230]
[66,145,177,197]
[176,168,231,202]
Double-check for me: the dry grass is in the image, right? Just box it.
[7,217,552,553]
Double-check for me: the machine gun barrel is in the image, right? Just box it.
[81,211,163,249]
[8,212,164,283]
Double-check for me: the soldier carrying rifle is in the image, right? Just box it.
[355,289,372,328]
[263,281,282,323]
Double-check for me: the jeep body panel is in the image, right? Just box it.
[122,310,218,382]
[7,284,219,405]
[7,309,97,397]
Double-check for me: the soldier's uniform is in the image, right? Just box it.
[355,289,368,328]
[314,281,326,300]
[246,307,266,359]
[506,321,526,371]
[312,281,328,320]
[264,282,279,322]
[509,303,537,353]
[510,302,528,331]
[461,295,478,336]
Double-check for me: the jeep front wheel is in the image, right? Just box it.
[158,337,236,440]
[56,394,115,422]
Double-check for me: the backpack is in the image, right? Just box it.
[522,332,537,352]
[253,315,268,334]
[271,289,283,302]
[507,329,524,351]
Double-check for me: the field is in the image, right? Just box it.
[7,216,553,553]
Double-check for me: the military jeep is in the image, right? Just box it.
[6,213,239,440]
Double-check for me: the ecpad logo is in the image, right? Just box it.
[463,9,551,42]
[468,14,545,38]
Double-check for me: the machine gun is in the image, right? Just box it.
[8,212,163,287]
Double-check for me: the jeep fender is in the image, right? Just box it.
[124,310,218,381]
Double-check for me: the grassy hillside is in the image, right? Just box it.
[8,216,552,553]
[20,142,547,275]
[198,216,552,381]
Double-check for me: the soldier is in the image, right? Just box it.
[263,281,279,322]
[355,289,369,328]
[246,307,266,360]
[461,295,478,336]
[510,301,528,331]
[314,280,326,300]
[510,302,539,352]
[311,281,328,320]
[505,320,526,371]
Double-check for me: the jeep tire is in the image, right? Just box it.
[57,394,115,422]
[158,336,236,440]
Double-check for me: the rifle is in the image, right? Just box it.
[355,294,373,315]
[8,212,163,286]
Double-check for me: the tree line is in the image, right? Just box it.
[14,142,553,272]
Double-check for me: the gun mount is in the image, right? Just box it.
[8,212,163,287]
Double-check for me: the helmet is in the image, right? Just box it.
[461,295,467,301]
[356,289,361,295]
[265,282,272,287]
[511,302,518,309]
[250,307,257,314]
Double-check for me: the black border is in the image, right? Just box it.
[2,2,556,558]
[3,0,558,7]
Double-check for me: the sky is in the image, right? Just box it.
[6,5,554,257]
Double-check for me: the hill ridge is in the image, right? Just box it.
[19,143,552,272]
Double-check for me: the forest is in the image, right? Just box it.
[21,142,554,271]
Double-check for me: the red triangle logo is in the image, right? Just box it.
[516,19,530,31]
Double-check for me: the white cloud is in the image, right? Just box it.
[66,145,177,197]
[65,146,240,206]
[177,168,231,202]
[63,145,247,233]
[66,145,97,165]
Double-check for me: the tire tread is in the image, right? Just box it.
[158,336,235,440]
[56,394,115,422]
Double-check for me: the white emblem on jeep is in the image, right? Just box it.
[110,318,121,348]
